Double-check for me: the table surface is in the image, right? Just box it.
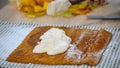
[0,3,120,28]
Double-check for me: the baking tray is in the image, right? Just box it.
[0,21,120,68]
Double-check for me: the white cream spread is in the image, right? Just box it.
[47,0,72,15]
[33,28,72,55]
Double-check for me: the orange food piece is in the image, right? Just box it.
[35,0,53,6]
[67,1,98,15]
[80,9,91,14]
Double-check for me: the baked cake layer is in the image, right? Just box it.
[6,26,112,66]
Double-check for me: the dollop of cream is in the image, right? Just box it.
[33,28,72,55]
[47,0,71,15]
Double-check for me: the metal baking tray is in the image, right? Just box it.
[0,21,120,68]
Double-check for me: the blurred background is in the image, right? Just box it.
[0,0,8,9]
[0,0,119,27]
